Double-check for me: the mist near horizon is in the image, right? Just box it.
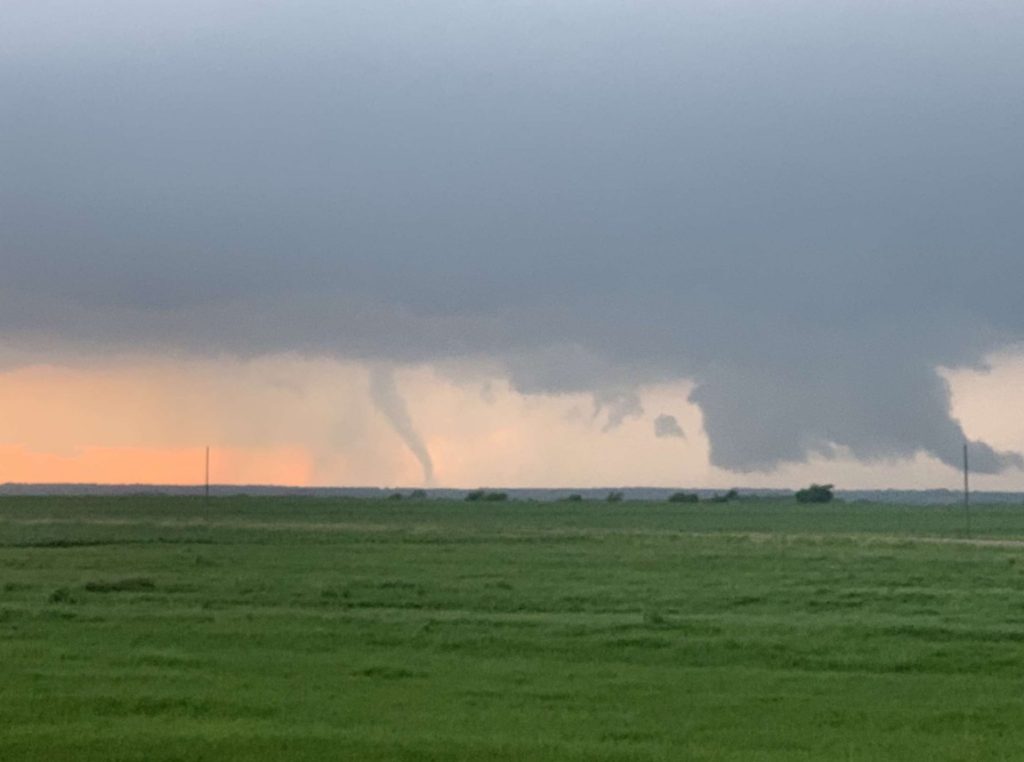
[3,1,1024,483]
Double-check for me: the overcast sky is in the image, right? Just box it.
[3,1,1024,486]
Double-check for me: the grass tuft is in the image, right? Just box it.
[84,577,156,593]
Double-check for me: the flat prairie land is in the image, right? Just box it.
[3,496,1024,760]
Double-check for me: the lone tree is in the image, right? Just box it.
[710,489,740,504]
[668,491,700,504]
[795,484,834,503]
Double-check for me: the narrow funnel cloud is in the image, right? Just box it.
[369,366,434,485]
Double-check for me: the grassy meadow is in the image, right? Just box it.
[2,495,1024,760]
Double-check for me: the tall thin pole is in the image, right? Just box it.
[963,442,970,538]
[205,446,210,505]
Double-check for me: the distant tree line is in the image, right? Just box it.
[388,489,429,500]
[378,485,833,504]
[465,490,509,502]
[668,489,740,504]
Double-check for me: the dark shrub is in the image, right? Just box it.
[795,484,834,503]
[668,492,699,503]
[409,489,428,499]
[606,491,624,503]
[709,489,740,504]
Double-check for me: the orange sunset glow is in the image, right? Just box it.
[0,444,313,486]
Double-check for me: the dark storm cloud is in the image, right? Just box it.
[3,1,1024,473]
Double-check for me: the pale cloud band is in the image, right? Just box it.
[0,354,1021,490]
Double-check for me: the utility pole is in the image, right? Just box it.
[205,446,210,505]
[963,442,970,538]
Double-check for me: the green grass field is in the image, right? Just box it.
[3,495,1024,760]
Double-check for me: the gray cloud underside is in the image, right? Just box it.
[3,1,1024,473]
[655,415,686,440]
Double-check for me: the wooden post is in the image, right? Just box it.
[963,442,970,538]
